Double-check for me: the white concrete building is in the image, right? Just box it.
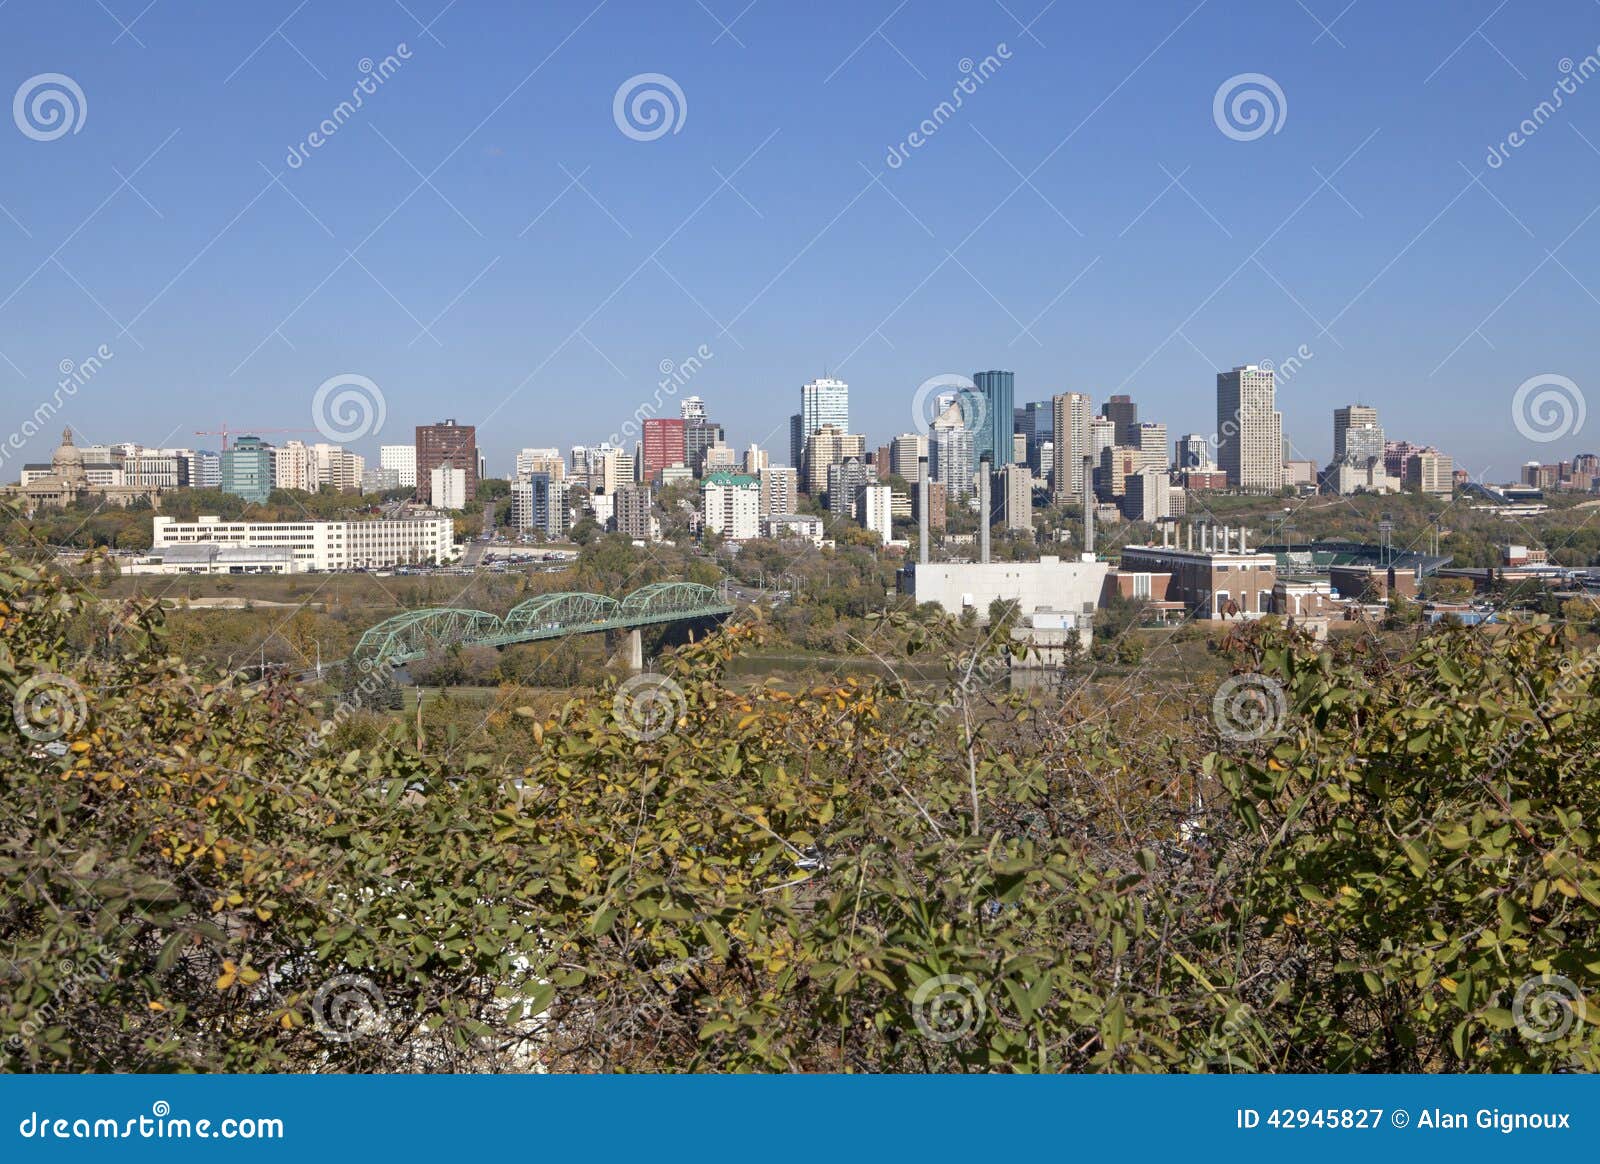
[702,472,760,542]
[431,465,468,510]
[380,444,417,489]
[904,556,1109,623]
[859,483,893,542]
[152,514,456,572]
[762,513,824,546]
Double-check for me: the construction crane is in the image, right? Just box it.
[193,424,322,451]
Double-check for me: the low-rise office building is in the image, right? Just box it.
[1118,523,1277,619]
[152,514,456,572]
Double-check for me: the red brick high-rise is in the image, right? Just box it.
[641,418,686,483]
[415,419,477,504]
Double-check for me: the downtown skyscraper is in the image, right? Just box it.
[972,370,1015,470]
[1050,391,1093,504]
[1216,365,1283,493]
[798,378,849,468]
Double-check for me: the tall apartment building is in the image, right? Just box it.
[992,463,1033,532]
[972,370,1015,469]
[859,483,894,542]
[743,444,769,474]
[191,451,221,490]
[758,465,798,518]
[702,472,760,542]
[641,417,687,482]
[312,443,364,492]
[511,472,567,538]
[415,420,477,505]
[614,484,655,540]
[826,458,875,517]
[1050,392,1093,504]
[930,400,976,498]
[805,424,866,495]
[1216,365,1283,493]
[271,441,319,492]
[380,444,417,489]
[431,465,468,510]
[889,433,929,479]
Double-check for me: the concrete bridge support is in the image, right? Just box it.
[626,628,643,673]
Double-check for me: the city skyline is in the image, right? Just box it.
[2,2,1599,480]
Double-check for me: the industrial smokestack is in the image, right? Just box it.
[1082,454,1095,556]
[978,454,992,564]
[917,454,930,566]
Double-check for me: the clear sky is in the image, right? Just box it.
[3,0,1599,479]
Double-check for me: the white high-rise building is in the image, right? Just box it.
[680,395,707,421]
[1133,423,1167,475]
[930,397,976,498]
[859,483,893,543]
[1051,392,1093,504]
[743,444,769,474]
[1217,365,1283,493]
[312,443,364,492]
[271,441,319,492]
[702,472,760,542]
[432,465,468,510]
[799,378,849,467]
[380,444,417,489]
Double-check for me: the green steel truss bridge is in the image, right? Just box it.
[350,581,733,669]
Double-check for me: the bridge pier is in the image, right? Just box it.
[626,628,643,673]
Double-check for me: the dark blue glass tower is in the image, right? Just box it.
[972,370,1015,471]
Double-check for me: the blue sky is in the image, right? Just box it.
[3,0,1599,479]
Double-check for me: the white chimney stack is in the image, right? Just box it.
[918,455,930,566]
